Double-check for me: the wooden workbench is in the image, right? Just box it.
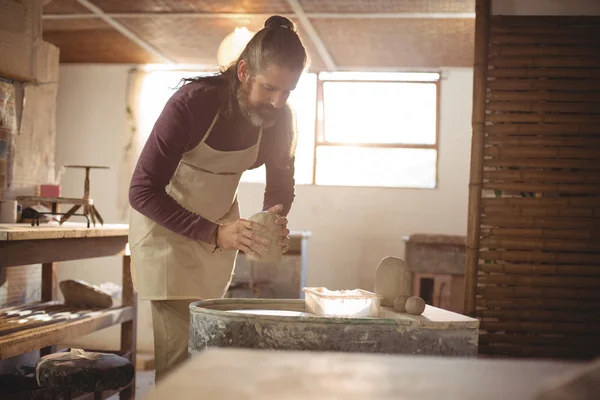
[0,222,136,399]
[143,348,581,400]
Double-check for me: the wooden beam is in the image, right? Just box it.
[75,0,177,64]
[464,0,490,317]
[287,0,336,71]
[42,12,476,20]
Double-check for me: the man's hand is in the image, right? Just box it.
[266,204,291,254]
[216,219,271,259]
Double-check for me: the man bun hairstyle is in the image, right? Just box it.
[264,15,296,31]
[237,15,308,75]
[180,16,308,166]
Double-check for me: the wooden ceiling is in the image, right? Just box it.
[42,0,476,71]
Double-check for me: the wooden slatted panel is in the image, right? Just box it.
[474,15,600,360]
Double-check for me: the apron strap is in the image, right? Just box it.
[199,110,220,146]
[256,126,264,146]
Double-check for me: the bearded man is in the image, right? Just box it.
[127,15,307,382]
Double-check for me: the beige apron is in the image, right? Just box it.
[129,111,263,300]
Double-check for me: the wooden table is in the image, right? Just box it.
[143,348,581,400]
[0,222,136,399]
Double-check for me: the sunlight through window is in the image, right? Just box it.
[137,69,439,189]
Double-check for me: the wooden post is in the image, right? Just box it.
[40,262,56,357]
[41,262,55,302]
[464,0,490,316]
[120,253,137,399]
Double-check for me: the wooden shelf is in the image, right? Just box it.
[0,301,134,360]
[0,222,137,398]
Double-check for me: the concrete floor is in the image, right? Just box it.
[107,370,155,399]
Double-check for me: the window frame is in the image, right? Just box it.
[309,74,441,189]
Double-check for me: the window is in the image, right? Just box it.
[314,72,440,188]
[138,70,439,188]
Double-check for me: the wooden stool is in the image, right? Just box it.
[17,165,110,228]
[36,350,134,400]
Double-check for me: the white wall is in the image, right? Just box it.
[493,0,600,15]
[53,65,156,352]
[54,65,473,351]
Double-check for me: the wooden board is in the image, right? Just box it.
[1,236,128,267]
[0,301,134,359]
[0,222,129,241]
[141,347,581,400]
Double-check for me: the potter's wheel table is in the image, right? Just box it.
[143,347,581,400]
[188,299,479,357]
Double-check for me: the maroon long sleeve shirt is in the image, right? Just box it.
[129,81,295,243]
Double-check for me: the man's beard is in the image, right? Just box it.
[237,83,278,128]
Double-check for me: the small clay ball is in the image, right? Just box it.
[393,295,409,312]
[405,296,426,315]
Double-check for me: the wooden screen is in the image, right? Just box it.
[466,10,600,360]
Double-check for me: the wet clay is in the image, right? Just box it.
[405,296,426,315]
[393,295,410,312]
[374,257,412,307]
[59,279,113,309]
[247,211,282,262]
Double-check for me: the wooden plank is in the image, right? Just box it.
[485,145,600,159]
[481,236,600,252]
[490,34,600,45]
[490,23,600,36]
[41,263,55,302]
[482,215,600,230]
[490,15,600,25]
[120,255,136,400]
[17,196,91,205]
[478,285,600,301]
[483,170,600,185]
[489,45,600,57]
[481,227,600,240]
[476,309,600,322]
[0,305,134,359]
[487,90,600,103]
[479,249,599,264]
[482,197,600,207]
[140,347,580,400]
[482,182,600,194]
[0,222,129,241]
[464,0,490,317]
[477,297,600,310]
[487,67,600,79]
[40,262,56,357]
[487,113,600,124]
[483,158,600,170]
[478,263,600,276]
[486,123,600,135]
[479,333,600,347]
[483,202,600,217]
[477,274,600,289]
[487,101,600,114]
[489,56,600,68]
[487,78,600,92]
[0,236,128,267]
